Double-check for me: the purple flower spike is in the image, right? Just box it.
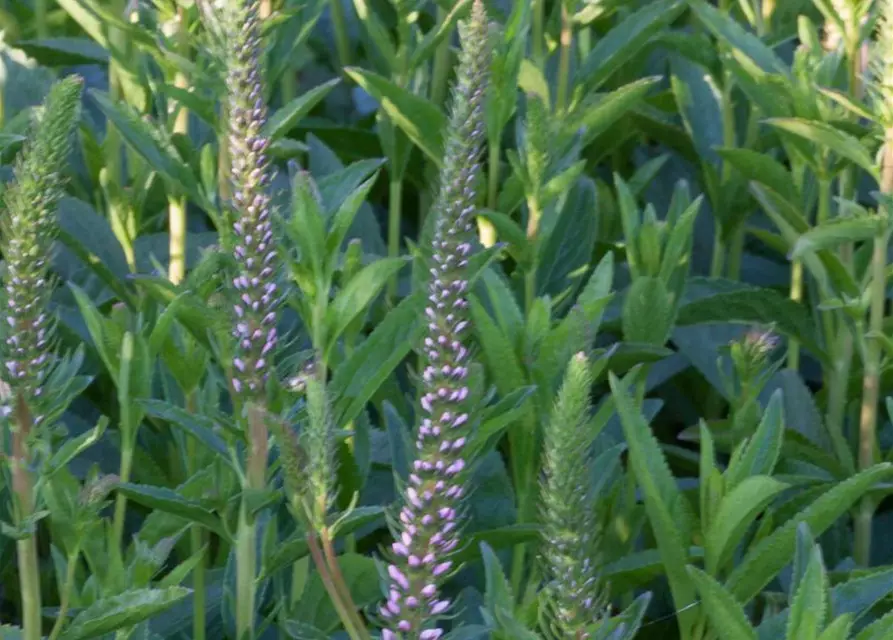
[223,0,280,399]
[379,7,489,637]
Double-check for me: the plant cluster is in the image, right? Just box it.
[5,0,893,639]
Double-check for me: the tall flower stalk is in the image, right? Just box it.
[1,76,83,640]
[379,2,489,638]
[540,352,607,638]
[221,1,280,637]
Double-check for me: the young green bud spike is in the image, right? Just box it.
[540,352,608,638]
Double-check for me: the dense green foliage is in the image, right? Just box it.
[4,0,893,639]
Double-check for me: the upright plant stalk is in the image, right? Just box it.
[855,139,893,566]
[35,0,49,38]
[0,76,83,640]
[532,0,545,68]
[430,5,451,108]
[379,3,489,637]
[221,2,280,637]
[386,4,414,302]
[331,0,352,69]
[853,0,893,565]
[556,1,573,113]
[186,393,206,640]
[786,260,803,371]
[827,1,866,475]
[169,5,190,285]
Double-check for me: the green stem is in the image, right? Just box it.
[106,0,126,189]
[478,142,500,247]
[709,231,725,278]
[726,224,745,281]
[387,177,403,302]
[12,395,42,640]
[556,3,572,113]
[578,27,591,59]
[48,548,80,640]
[307,533,368,640]
[330,0,351,69]
[854,139,893,566]
[236,403,269,640]
[186,393,206,640]
[35,0,49,38]
[787,259,803,371]
[322,530,369,638]
[168,6,190,285]
[430,5,451,108]
[112,441,134,548]
[532,0,545,69]
[235,501,257,640]
[487,140,500,211]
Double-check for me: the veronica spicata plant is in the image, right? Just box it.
[379,1,489,638]
[1,75,83,640]
[219,0,280,637]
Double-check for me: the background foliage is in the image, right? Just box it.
[4,0,893,639]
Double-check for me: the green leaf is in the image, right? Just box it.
[610,372,698,636]
[291,554,382,632]
[537,177,598,298]
[855,611,893,640]
[687,566,757,640]
[89,89,200,201]
[576,0,685,90]
[671,56,724,167]
[573,77,660,145]
[115,483,229,542]
[480,541,514,615]
[409,0,472,70]
[676,281,827,364]
[325,257,408,357]
[792,217,885,259]
[786,541,827,640]
[139,399,231,458]
[816,616,853,640]
[263,508,385,577]
[688,0,787,74]
[469,295,527,398]
[59,588,190,640]
[263,78,340,141]
[42,417,108,478]
[18,37,108,65]
[69,283,120,377]
[725,391,786,490]
[324,173,380,267]
[717,148,798,205]
[622,277,676,346]
[469,386,537,459]
[288,171,327,279]
[330,293,426,427]
[766,118,879,181]
[726,464,893,604]
[344,67,446,164]
[476,209,531,265]
[596,592,653,640]
[760,566,893,636]
[704,475,789,575]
